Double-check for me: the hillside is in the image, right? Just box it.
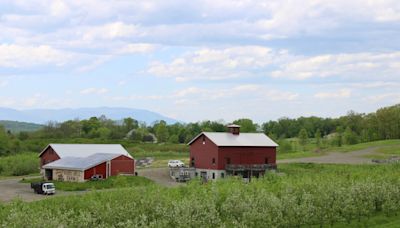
[0,120,43,133]
[0,107,178,125]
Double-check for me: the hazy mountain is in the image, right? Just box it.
[0,107,178,125]
[0,120,44,133]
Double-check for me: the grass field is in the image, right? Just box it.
[2,163,400,227]
[277,139,400,160]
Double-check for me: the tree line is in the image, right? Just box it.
[0,104,399,155]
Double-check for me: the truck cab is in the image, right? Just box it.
[31,182,56,195]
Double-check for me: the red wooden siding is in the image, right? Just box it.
[189,135,219,169]
[39,146,60,168]
[111,155,135,176]
[217,146,276,170]
[84,162,107,180]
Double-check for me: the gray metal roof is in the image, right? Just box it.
[188,132,278,147]
[39,144,132,158]
[42,153,123,171]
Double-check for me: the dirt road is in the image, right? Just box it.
[137,168,184,187]
[0,178,85,203]
[278,147,378,164]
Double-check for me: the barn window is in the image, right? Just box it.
[191,157,195,167]
[202,135,206,144]
[226,157,231,164]
[212,173,215,179]
[195,172,198,177]
[212,158,215,165]
[221,173,225,178]
[265,158,269,164]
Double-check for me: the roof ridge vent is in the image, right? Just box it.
[227,124,240,135]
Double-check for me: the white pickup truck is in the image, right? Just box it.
[31,182,56,195]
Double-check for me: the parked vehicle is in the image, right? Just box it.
[91,174,103,181]
[169,167,196,182]
[31,182,56,195]
[168,160,184,167]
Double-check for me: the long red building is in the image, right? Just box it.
[39,144,135,182]
[188,124,278,180]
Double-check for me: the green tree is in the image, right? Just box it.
[233,118,257,132]
[298,128,308,150]
[0,126,10,155]
[315,129,322,148]
[343,126,358,145]
[335,126,344,147]
[123,117,138,132]
[155,120,169,143]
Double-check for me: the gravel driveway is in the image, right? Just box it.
[137,168,184,187]
[0,178,85,203]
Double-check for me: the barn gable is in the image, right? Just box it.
[39,144,132,158]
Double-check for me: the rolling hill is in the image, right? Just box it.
[0,120,44,133]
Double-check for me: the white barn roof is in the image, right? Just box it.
[42,153,124,171]
[188,132,278,147]
[39,144,132,158]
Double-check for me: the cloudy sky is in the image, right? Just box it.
[0,0,399,123]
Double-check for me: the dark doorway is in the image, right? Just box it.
[200,171,207,182]
[45,169,53,180]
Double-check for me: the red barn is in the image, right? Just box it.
[39,144,135,182]
[188,124,278,181]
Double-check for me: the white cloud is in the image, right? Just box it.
[147,46,282,81]
[0,44,76,68]
[81,22,141,41]
[0,80,8,87]
[0,96,16,106]
[314,89,352,99]
[172,84,299,105]
[109,95,163,101]
[272,52,400,80]
[367,93,400,103]
[117,43,155,54]
[80,88,109,95]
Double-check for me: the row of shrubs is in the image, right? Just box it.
[0,153,38,176]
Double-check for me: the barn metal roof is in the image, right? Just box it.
[42,153,123,171]
[39,144,132,158]
[188,132,278,147]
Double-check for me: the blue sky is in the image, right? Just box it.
[0,0,399,123]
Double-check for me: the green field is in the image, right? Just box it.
[277,139,400,160]
[1,163,400,227]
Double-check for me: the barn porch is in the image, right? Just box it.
[225,164,276,179]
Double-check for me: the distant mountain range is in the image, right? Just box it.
[0,107,178,125]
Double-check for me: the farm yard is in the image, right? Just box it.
[0,105,400,226]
